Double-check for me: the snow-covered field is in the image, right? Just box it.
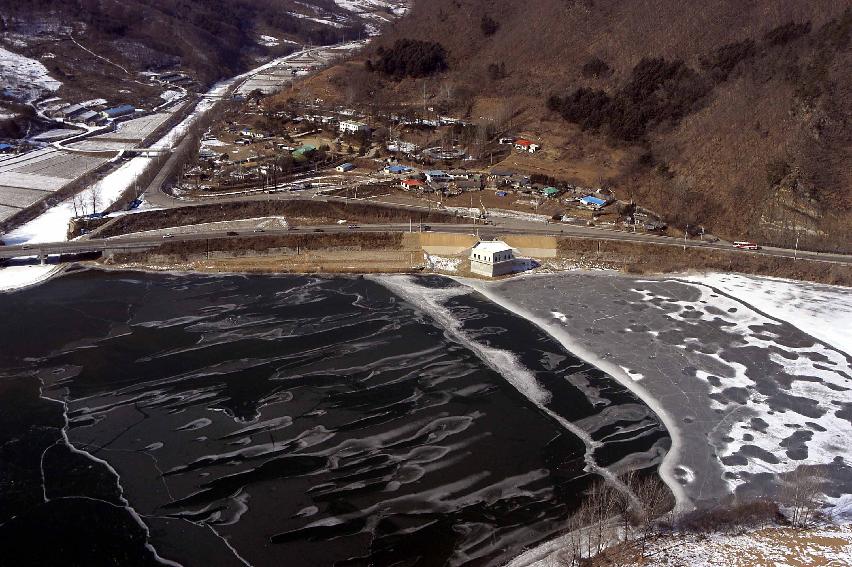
[0,75,233,290]
[0,41,368,292]
[683,272,852,356]
[0,46,61,102]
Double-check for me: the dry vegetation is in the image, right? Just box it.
[97,200,465,238]
[550,468,831,567]
[109,231,403,259]
[555,236,852,286]
[325,0,851,253]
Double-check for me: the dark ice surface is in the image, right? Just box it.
[0,270,667,566]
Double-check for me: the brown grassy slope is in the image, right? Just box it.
[323,0,851,252]
[97,200,465,238]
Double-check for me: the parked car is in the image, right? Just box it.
[348,225,359,229]
[313,228,324,233]
[162,234,174,239]
[253,228,265,233]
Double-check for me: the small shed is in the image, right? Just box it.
[336,162,355,173]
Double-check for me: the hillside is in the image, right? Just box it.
[317,0,852,252]
[0,0,406,103]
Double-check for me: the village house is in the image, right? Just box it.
[78,110,106,126]
[514,139,541,153]
[59,104,87,120]
[385,164,413,175]
[400,179,425,191]
[336,163,355,173]
[469,240,519,277]
[339,120,369,134]
[102,104,136,119]
[580,195,607,210]
[425,170,452,184]
[451,178,483,192]
[387,140,418,154]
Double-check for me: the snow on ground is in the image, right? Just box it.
[0,74,235,289]
[683,272,852,356]
[0,265,61,293]
[160,90,184,102]
[640,525,852,567]
[0,46,61,102]
[424,253,461,273]
[288,12,347,28]
[334,0,409,17]
[258,35,280,47]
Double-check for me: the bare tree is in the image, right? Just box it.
[623,473,675,559]
[71,192,82,217]
[782,468,824,527]
[89,184,101,215]
[579,480,621,557]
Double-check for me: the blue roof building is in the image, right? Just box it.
[385,165,412,174]
[580,196,607,208]
[103,104,136,119]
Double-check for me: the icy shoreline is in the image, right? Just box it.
[456,276,689,511]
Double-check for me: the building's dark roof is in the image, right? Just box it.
[104,104,136,118]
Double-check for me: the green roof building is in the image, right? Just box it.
[292,144,317,161]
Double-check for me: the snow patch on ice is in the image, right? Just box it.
[683,272,852,356]
[634,278,852,492]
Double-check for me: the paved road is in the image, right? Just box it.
[2,221,851,266]
[140,170,852,266]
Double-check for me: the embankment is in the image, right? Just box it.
[102,232,420,274]
[555,237,852,286]
[97,200,466,238]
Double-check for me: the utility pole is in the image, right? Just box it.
[795,232,800,260]
[684,224,688,250]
